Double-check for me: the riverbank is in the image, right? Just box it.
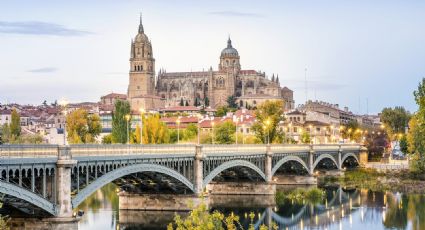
[319,168,425,194]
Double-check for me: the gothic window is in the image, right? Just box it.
[134,66,137,71]
[226,60,229,66]
[233,60,236,64]
[141,65,143,71]
[216,77,225,88]
[239,100,243,107]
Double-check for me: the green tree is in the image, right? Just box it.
[214,121,235,144]
[0,200,9,230]
[380,106,411,139]
[399,135,408,154]
[183,123,198,141]
[180,98,184,106]
[66,109,102,144]
[102,134,113,144]
[10,109,21,137]
[408,78,425,174]
[215,106,229,117]
[204,97,210,107]
[341,120,362,142]
[226,95,238,109]
[300,131,311,144]
[185,101,189,106]
[111,100,131,144]
[251,100,285,144]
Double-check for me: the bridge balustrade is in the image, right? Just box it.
[0,144,59,158]
[68,144,196,157]
[202,144,267,155]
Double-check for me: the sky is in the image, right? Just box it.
[0,0,424,114]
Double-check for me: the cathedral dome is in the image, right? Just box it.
[221,37,239,57]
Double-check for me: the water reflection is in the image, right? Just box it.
[43,185,425,230]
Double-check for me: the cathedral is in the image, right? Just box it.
[127,16,294,112]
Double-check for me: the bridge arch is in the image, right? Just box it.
[0,180,56,215]
[71,163,195,208]
[341,153,359,167]
[202,160,266,188]
[271,156,310,176]
[313,154,339,170]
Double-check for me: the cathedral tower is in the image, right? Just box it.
[218,37,241,73]
[128,14,155,100]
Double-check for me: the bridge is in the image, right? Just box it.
[0,144,366,218]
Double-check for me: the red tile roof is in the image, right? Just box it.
[160,106,200,112]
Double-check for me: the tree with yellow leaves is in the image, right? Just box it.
[66,109,102,144]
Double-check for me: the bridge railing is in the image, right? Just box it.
[270,144,310,153]
[69,144,196,157]
[202,144,268,155]
[0,145,59,158]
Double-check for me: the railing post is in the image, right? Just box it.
[194,145,204,195]
[309,145,314,175]
[56,146,77,218]
[265,144,272,183]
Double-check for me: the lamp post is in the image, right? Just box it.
[288,123,292,144]
[125,114,131,144]
[235,118,239,145]
[176,117,181,144]
[197,114,202,145]
[139,108,145,145]
[309,124,313,144]
[59,99,69,145]
[263,125,267,144]
[211,121,215,144]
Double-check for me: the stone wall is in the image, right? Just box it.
[119,192,202,211]
[206,182,275,195]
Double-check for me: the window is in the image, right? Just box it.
[316,127,320,132]
[293,127,298,133]
[297,117,300,121]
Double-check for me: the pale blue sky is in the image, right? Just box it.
[0,0,424,114]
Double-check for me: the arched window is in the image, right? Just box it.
[134,66,137,71]
[226,60,229,66]
[216,77,225,88]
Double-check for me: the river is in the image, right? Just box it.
[71,183,425,230]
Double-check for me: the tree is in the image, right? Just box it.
[141,114,170,144]
[408,78,425,174]
[214,121,235,144]
[180,98,184,106]
[399,135,408,154]
[66,109,102,144]
[380,107,411,139]
[215,106,229,117]
[10,109,21,137]
[341,120,362,142]
[102,134,113,144]
[251,100,285,144]
[183,123,198,141]
[185,101,189,106]
[204,97,210,107]
[300,131,311,144]
[111,100,131,144]
[227,95,238,109]
[42,100,48,106]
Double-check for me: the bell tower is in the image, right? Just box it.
[128,14,155,99]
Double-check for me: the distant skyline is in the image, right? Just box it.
[1,0,424,114]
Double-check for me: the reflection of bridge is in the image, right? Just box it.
[255,188,361,229]
[0,144,366,218]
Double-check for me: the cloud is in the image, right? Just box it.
[209,11,264,18]
[0,21,92,36]
[27,67,58,73]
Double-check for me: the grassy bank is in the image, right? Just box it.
[319,168,425,194]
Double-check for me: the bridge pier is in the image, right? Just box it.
[359,146,368,166]
[194,145,204,195]
[265,145,272,182]
[308,145,314,175]
[338,146,342,170]
[56,146,77,218]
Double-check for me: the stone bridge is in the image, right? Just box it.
[0,144,367,218]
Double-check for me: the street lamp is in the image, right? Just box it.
[125,114,131,144]
[59,99,69,145]
[263,125,267,144]
[288,123,292,144]
[211,121,215,144]
[139,108,145,145]
[197,114,202,145]
[309,124,313,144]
[265,118,271,144]
[176,117,181,144]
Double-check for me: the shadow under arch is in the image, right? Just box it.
[341,152,359,166]
[271,156,310,176]
[313,153,339,170]
[202,160,266,188]
[71,163,195,208]
[0,180,56,216]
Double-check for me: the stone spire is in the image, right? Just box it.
[276,74,279,84]
[271,74,275,82]
[138,12,144,34]
[227,36,232,48]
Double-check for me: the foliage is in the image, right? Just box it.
[66,109,102,144]
[102,134,113,144]
[275,187,325,206]
[226,96,238,109]
[204,97,210,107]
[10,109,21,137]
[215,106,229,117]
[141,114,170,144]
[380,106,410,140]
[167,201,276,230]
[408,78,425,173]
[364,132,389,161]
[243,135,262,144]
[111,100,131,144]
[0,201,9,230]
[399,135,408,154]
[251,100,285,144]
[180,98,184,106]
[185,101,189,106]
[213,121,235,144]
[300,131,311,144]
[340,120,362,142]
[183,124,198,141]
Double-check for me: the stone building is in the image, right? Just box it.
[127,15,294,112]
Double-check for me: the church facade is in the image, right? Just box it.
[127,16,294,112]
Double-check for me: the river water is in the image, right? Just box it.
[74,183,425,230]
